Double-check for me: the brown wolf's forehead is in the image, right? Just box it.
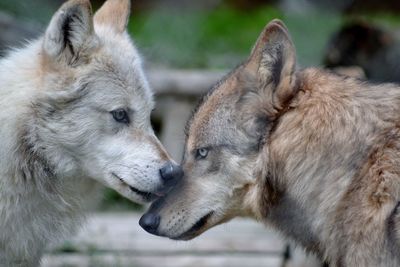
[186,69,247,149]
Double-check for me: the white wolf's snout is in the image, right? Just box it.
[84,133,180,204]
[107,160,183,203]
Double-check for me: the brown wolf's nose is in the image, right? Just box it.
[139,213,160,234]
[159,162,183,185]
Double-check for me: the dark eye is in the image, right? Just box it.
[195,148,209,159]
[111,109,130,124]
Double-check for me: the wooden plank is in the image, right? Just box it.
[159,98,193,161]
[42,254,282,267]
[48,213,285,254]
[147,69,226,96]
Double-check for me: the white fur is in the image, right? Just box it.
[0,1,172,265]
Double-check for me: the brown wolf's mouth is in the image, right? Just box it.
[174,211,214,240]
[111,173,157,201]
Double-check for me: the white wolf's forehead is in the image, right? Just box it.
[90,26,153,104]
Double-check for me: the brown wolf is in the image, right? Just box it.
[140,19,400,266]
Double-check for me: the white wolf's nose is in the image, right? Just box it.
[159,162,183,186]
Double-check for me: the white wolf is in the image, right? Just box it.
[0,0,182,266]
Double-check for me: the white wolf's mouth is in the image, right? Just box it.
[111,172,159,201]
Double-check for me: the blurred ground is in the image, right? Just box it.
[43,212,286,267]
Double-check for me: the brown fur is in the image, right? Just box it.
[142,20,400,266]
[94,0,131,33]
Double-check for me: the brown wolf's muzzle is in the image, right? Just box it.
[139,164,184,234]
[139,195,166,234]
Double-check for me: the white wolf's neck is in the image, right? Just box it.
[0,39,82,185]
[0,40,44,180]
[0,40,98,258]
[0,40,43,99]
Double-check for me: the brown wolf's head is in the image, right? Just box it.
[140,20,299,238]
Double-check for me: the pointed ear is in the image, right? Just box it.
[43,0,97,66]
[94,0,131,33]
[246,19,297,111]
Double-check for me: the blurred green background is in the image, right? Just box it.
[1,0,399,210]
[1,0,400,69]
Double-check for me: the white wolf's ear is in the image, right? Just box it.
[246,19,297,111]
[94,0,131,33]
[43,0,97,66]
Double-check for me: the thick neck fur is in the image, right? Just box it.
[256,68,400,258]
[0,41,95,262]
[0,41,45,182]
[0,40,77,193]
[16,120,56,189]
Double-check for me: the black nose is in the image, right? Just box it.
[159,162,183,185]
[139,213,160,234]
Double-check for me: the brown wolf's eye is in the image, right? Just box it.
[111,109,130,124]
[195,148,209,159]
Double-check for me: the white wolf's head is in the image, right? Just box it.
[18,0,182,204]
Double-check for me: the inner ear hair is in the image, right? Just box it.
[235,71,272,149]
[43,0,98,67]
[236,70,276,117]
[246,19,298,112]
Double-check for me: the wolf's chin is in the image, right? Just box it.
[173,211,214,240]
[111,172,159,202]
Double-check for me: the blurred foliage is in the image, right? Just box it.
[99,188,143,211]
[129,6,283,69]
[224,0,278,10]
[52,241,80,254]
[283,13,341,67]
[1,0,400,69]
[0,0,57,23]
[128,7,399,68]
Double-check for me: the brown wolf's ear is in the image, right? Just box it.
[245,19,297,111]
[43,0,97,66]
[94,0,131,33]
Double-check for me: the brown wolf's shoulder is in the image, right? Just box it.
[299,67,400,93]
[295,67,400,116]
[327,127,400,264]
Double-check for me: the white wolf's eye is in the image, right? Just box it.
[195,148,209,159]
[111,109,130,124]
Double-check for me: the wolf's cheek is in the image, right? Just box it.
[76,135,166,198]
